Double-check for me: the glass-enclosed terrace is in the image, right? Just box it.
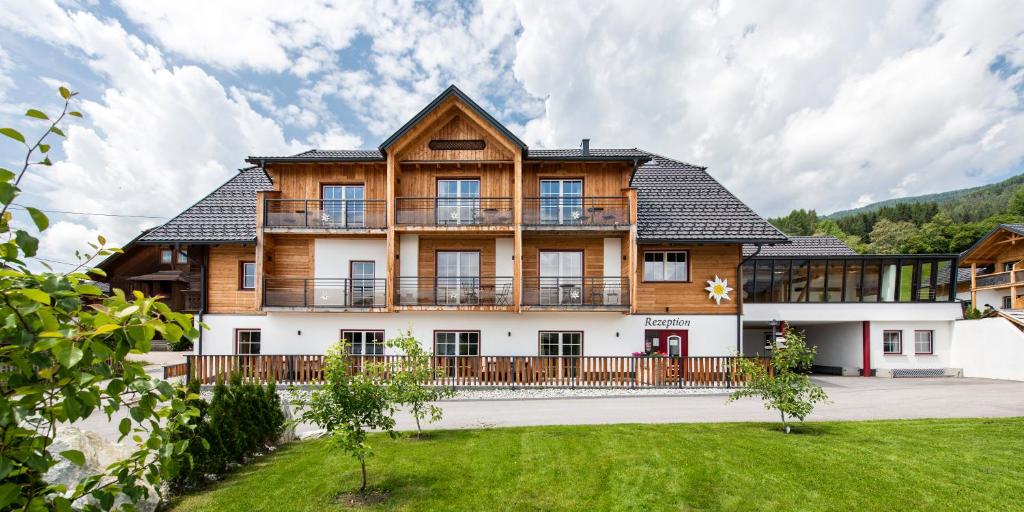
[742,255,959,303]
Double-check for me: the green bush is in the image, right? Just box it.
[169,375,285,493]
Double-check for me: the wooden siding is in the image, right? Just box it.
[396,162,513,198]
[397,112,513,162]
[521,235,608,279]
[634,244,741,314]
[262,235,313,278]
[266,162,387,200]
[416,236,499,277]
[207,245,257,313]
[522,161,632,198]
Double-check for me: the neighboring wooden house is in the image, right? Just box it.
[957,224,1024,310]
[98,236,199,313]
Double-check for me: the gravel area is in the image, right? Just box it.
[248,387,728,405]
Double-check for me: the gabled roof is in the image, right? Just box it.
[959,223,1024,265]
[378,84,527,152]
[742,236,856,257]
[246,149,385,164]
[138,166,272,244]
[634,153,787,244]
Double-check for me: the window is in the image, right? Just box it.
[539,179,583,224]
[321,184,365,226]
[236,329,261,355]
[343,330,384,356]
[1003,296,1013,309]
[240,262,256,290]
[883,330,902,354]
[160,249,173,264]
[539,251,583,305]
[914,330,934,355]
[434,331,479,356]
[437,179,480,224]
[1003,262,1015,272]
[437,251,480,305]
[539,331,582,357]
[350,261,376,306]
[643,251,688,282]
[177,250,189,264]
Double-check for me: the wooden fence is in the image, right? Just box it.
[176,355,769,389]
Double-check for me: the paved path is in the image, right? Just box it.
[73,376,1024,442]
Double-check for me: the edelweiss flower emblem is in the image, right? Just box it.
[705,275,733,305]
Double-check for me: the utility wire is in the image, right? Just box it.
[10,204,169,220]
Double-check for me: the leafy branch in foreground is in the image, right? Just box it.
[383,331,453,436]
[0,87,200,511]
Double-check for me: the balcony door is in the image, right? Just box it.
[540,179,582,224]
[322,185,364,227]
[437,251,480,305]
[437,179,480,225]
[350,261,375,307]
[540,251,583,305]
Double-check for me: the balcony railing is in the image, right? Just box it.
[264,199,387,229]
[395,197,513,226]
[396,276,514,306]
[522,196,629,226]
[973,270,1024,288]
[521,277,630,307]
[263,277,386,308]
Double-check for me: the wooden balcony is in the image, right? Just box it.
[973,270,1024,289]
[521,276,630,310]
[263,199,387,232]
[395,276,514,308]
[263,277,387,310]
[394,197,513,228]
[522,197,630,229]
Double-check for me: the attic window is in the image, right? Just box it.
[429,139,485,151]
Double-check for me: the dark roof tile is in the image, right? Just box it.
[742,236,857,257]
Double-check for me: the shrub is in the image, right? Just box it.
[169,375,286,492]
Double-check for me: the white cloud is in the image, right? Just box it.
[0,1,310,266]
[513,0,1024,216]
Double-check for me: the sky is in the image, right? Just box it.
[0,0,1023,270]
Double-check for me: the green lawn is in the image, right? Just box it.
[167,418,1024,512]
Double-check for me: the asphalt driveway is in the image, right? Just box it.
[73,376,1024,442]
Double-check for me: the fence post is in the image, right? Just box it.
[185,356,193,386]
[676,356,682,389]
[630,357,636,389]
[510,355,516,390]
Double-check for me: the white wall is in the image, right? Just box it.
[495,238,514,277]
[951,318,1024,381]
[743,302,962,323]
[870,320,954,370]
[314,239,386,279]
[801,323,863,370]
[198,312,738,357]
[603,238,621,277]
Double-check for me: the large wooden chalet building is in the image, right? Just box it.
[109,86,965,377]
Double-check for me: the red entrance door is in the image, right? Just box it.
[645,329,688,357]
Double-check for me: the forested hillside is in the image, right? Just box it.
[768,173,1024,254]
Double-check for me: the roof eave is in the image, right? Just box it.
[245,156,385,164]
[135,239,256,245]
[638,237,790,245]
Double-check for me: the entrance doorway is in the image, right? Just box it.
[644,329,688,357]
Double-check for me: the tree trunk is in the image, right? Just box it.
[360,457,367,493]
[780,410,790,434]
[415,413,422,437]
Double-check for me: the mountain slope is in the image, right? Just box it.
[826,173,1024,220]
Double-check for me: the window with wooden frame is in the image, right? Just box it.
[342,330,384,356]
[882,330,902,354]
[160,249,173,264]
[539,331,582,357]
[914,330,934,355]
[177,249,189,264]
[236,329,261,355]
[240,261,256,290]
[643,251,688,282]
[434,331,479,356]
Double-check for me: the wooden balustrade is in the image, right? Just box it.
[177,355,769,389]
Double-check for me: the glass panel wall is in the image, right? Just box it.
[844,260,862,302]
[826,260,844,302]
[743,256,956,303]
[771,260,790,302]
